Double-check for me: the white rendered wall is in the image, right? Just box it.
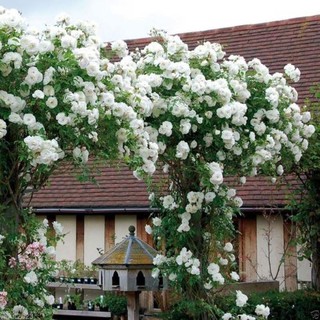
[114,215,137,244]
[256,215,285,289]
[84,215,105,265]
[297,245,312,283]
[55,215,77,262]
[36,215,46,223]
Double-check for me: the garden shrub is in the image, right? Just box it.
[215,289,320,320]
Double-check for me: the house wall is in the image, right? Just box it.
[56,215,77,261]
[114,214,137,244]
[49,213,312,287]
[297,245,312,284]
[256,214,285,289]
[84,216,105,266]
[53,214,138,263]
[239,213,312,290]
[44,212,313,310]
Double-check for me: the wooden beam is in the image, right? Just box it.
[105,214,115,252]
[238,216,258,282]
[76,215,84,262]
[137,214,153,246]
[283,219,298,291]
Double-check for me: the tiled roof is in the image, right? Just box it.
[28,161,300,210]
[29,15,318,211]
[126,15,320,105]
[225,175,302,209]
[27,161,155,209]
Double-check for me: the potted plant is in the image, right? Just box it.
[73,260,86,284]
[57,259,72,283]
[64,293,83,310]
[53,297,64,310]
[86,299,95,311]
[108,294,127,320]
[87,264,99,284]
[95,294,109,311]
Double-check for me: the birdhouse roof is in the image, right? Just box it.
[92,226,158,267]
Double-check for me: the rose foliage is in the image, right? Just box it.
[0,6,315,320]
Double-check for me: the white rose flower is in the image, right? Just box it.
[8,113,22,124]
[222,313,233,320]
[240,176,246,184]
[177,221,190,233]
[23,114,36,127]
[255,304,270,318]
[32,89,45,99]
[176,141,190,160]
[210,171,223,185]
[159,121,173,136]
[236,290,248,307]
[162,195,175,209]
[13,305,28,317]
[179,118,191,134]
[219,257,228,265]
[230,271,240,281]
[205,192,216,203]
[34,298,44,308]
[284,63,300,82]
[24,271,38,285]
[0,119,7,138]
[204,282,213,290]
[224,242,233,252]
[56,112,70,126]
[153,254,167,266]
[168,273,177,281]
[207,263,219,275]
[24,66,43,85]
[151,268,160,278]
[44,295,55,305]
[45,246,56,255]
[145,224,152,235]
[152,217,162,227]
[277,164,284,175]
[111,40,128,57]
[52,221,64,235]
[46,97,58,109]
[212,272,225,284]
[233,196,243,207]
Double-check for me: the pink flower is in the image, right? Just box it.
[9,257,16,268]
[0,291,8,310]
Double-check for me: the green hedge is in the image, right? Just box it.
[216,289,320,319]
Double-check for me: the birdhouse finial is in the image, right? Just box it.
[129,225,135,236]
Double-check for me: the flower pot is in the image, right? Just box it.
[83,277,90,284]
[53,303,63,309]
[67,302,77,310]
[76,277,84,284]
[87,302,95,311]
[99,306,108,312]
[90,277,98,284]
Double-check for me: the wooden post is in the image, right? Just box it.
[127,291,140,320]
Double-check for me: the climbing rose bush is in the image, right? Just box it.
[0,6,314,319]
[133,31,313,317]
[0,213,64,319]
[0,6,158,320]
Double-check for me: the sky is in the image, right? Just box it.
[1,0,320,42]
